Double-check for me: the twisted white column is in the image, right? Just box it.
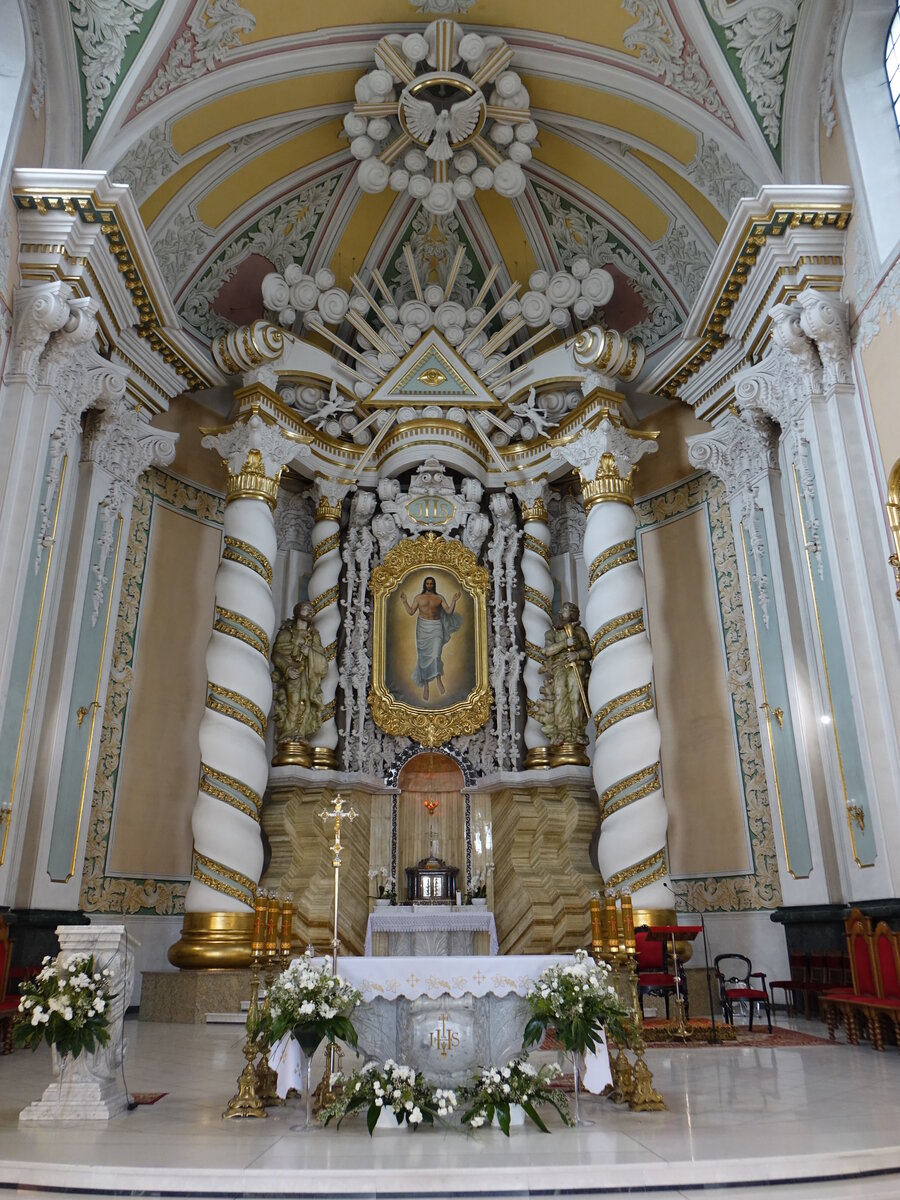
[510,481,553,768]
[169,410,296,968]
[554,416,671,913]
[306,478,351,769]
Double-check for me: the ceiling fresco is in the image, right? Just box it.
[55,0,807,398]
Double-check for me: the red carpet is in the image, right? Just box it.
[130,1092,168,1105]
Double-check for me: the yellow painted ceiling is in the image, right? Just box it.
[65,0,785,373]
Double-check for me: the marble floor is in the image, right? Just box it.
[1,1016,900,1199]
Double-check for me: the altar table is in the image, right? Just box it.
[364,907,499,957]
[272,954,612,1094]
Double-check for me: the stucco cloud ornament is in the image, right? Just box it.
[346,18,534,213]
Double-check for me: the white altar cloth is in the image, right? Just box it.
[363,909,498,956]
[341,953,555,998]
[273,954,612,1098]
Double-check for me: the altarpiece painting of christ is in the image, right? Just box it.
[369,534,491,746]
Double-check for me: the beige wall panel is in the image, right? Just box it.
[818,115,853,187]
[861,325,900,478]
[152,395,227,493]
[107,503,221,877]
[641,509,751,876]
[634,403,711,498]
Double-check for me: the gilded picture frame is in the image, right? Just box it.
[369,533,492,746]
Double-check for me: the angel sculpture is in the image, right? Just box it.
[510,388,552,438]
[310,380,356,430]
[401,90,483,162]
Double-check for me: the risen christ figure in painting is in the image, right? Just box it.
[399,576,463,701]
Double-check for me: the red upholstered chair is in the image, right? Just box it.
[770,952,825,1017]
[635,928,685,1019]
[0,917,19,1054]
[821,909,879,1044]
[714,953,772,1032]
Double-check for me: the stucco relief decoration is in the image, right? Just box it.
[622,0,734,127]
[703,0,801,148]
[345,18,537,213]
[136,0,255,110]
[69,0,158,128]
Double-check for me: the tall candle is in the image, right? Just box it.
[590,897,603,958]
[604,895,618,957]
[265,896,279,957]
[280,899,294,956]
[252,892,267,955]
[621,892,635,953]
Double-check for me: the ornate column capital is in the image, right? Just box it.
[211,320,285,381]
[313,476,353,522]
[508,478,550,523]
[551,417,658,509]
[81,403,178,488]
[686,411,778,508]
[9,282,82,385]
[202,413,300,510]
[795,288,851,388]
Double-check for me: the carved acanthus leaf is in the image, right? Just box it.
[796,290,851,388]
[202,413,297,479]
[551,418,658,481]
[69,0,158,129]
[274,489,315,553]
[136,0,255,111]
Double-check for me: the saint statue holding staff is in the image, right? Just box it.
[399,576,462,701]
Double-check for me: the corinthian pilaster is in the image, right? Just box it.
[169,407,298,968]
[305,477,352,770]
[509,479,554,768]
[552,415,671,916]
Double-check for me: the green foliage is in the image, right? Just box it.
[459,1056,572,1134]
[523,948,631,1055]
[319,1059,457,1132]
[13,954,115,1060]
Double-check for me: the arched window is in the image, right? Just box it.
[887,2,900,135]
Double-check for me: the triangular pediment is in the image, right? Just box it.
[369,329,496,406]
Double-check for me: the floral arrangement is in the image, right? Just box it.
[13,954,115,1059]
[468,870,487,900]
[260,954,361,1057]
[460,1056,572,1134]
[320,1058,457,1133]
[523,948,631,1055]
[367,867,396,901]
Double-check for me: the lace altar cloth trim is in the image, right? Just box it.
[364,910,499,957]
[316,953,571,1000]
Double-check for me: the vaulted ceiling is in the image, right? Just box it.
[45,0,818,396]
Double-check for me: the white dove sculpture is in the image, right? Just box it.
[510,387,552,438]
[401,91,483,161]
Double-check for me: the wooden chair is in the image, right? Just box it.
[714,953,772,1032]
[770,952,825,1017]
[0,917,19,1054]
[821,909,881,1046]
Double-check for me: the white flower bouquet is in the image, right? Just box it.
[14,954,115,1059]
[460,1056,572,1134]
[320,1058,457,1133]
[261,955,361,1058]
[468,870,487,900]
[523,948,631,1054]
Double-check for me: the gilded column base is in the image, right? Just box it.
[550,741,590,768]
[167,912,255,970]
[309,746,339,770]
[632,906,693,964]
[272,740,312,768]
[524,746,553,769]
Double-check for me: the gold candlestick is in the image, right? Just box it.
[223,948,267,1120]
[280,899,294,959]
[318,792,357,1098]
